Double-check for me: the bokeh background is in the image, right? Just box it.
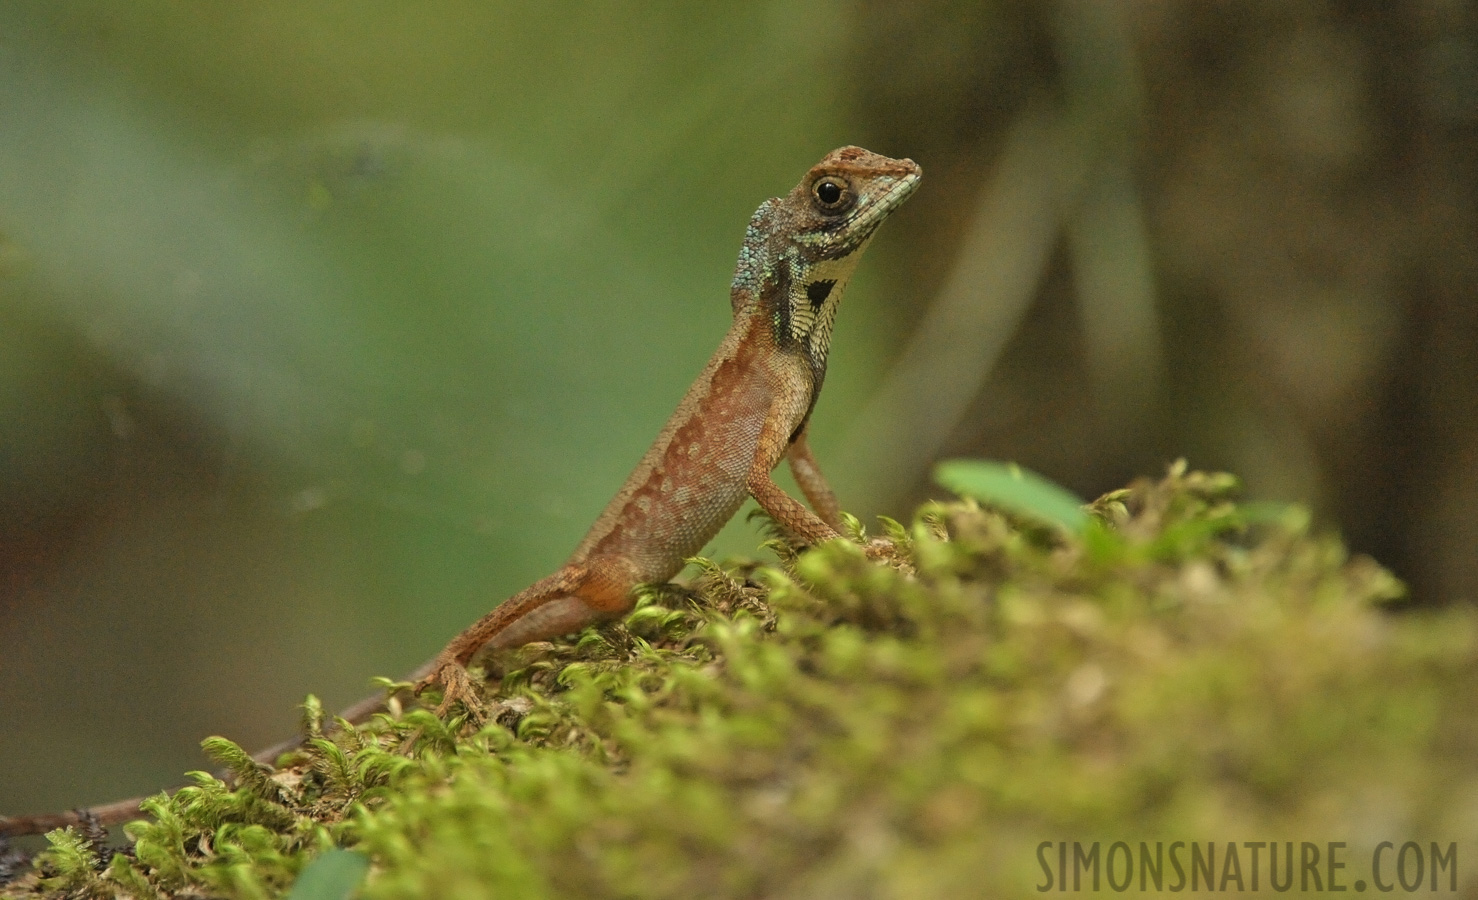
[3,1,1475,824]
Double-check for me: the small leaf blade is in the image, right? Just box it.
[933,459,1089,532]
[287,849,370,900]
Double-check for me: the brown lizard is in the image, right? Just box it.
[0,145,920,838]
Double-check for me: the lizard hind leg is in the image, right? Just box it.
[488,554,643,650]
[416,556,641,716]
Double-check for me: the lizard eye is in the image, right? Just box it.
[812,177,852,212]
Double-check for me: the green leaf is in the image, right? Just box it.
[933,459,1089,532]
[286,849,370,900]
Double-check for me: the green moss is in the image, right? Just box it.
[7,465,1475,898]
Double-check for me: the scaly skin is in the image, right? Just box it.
[0,146,920,838]
[416,146,921,714]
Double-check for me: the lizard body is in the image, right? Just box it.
[0,146,920,838]
[414,146,920,709]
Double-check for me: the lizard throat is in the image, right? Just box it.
[766,237,871,389]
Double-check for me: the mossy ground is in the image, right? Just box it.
[5,466,1476,899]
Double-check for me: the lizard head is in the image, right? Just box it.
[788,146,923,259]
[731,146,922,371]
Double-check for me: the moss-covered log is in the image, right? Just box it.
[7,466,1474,899]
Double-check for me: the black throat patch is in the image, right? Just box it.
[806,279,836,308]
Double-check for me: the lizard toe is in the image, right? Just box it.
[427,663,487,724]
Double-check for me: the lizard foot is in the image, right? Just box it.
[415,660,487,724]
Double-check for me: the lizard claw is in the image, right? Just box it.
[415,660,487,724]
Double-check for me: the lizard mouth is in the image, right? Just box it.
[855,168,922,229]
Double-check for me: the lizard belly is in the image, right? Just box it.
[571,319,777,584]
[582,394,768,583]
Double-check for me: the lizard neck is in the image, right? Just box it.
[729,202,873,393]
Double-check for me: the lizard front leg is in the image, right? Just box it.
[416,555,641,715]
[748,409,844,546]
[786,427,843,532]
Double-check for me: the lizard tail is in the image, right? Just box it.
[0,797,145,838]
[1,562,618,839]
[0,659,441,839]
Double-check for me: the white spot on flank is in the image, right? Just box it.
[688,442,701,457]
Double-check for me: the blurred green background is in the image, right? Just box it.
[2,1,1476,823]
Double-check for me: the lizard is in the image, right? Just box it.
[0,145,921,839]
